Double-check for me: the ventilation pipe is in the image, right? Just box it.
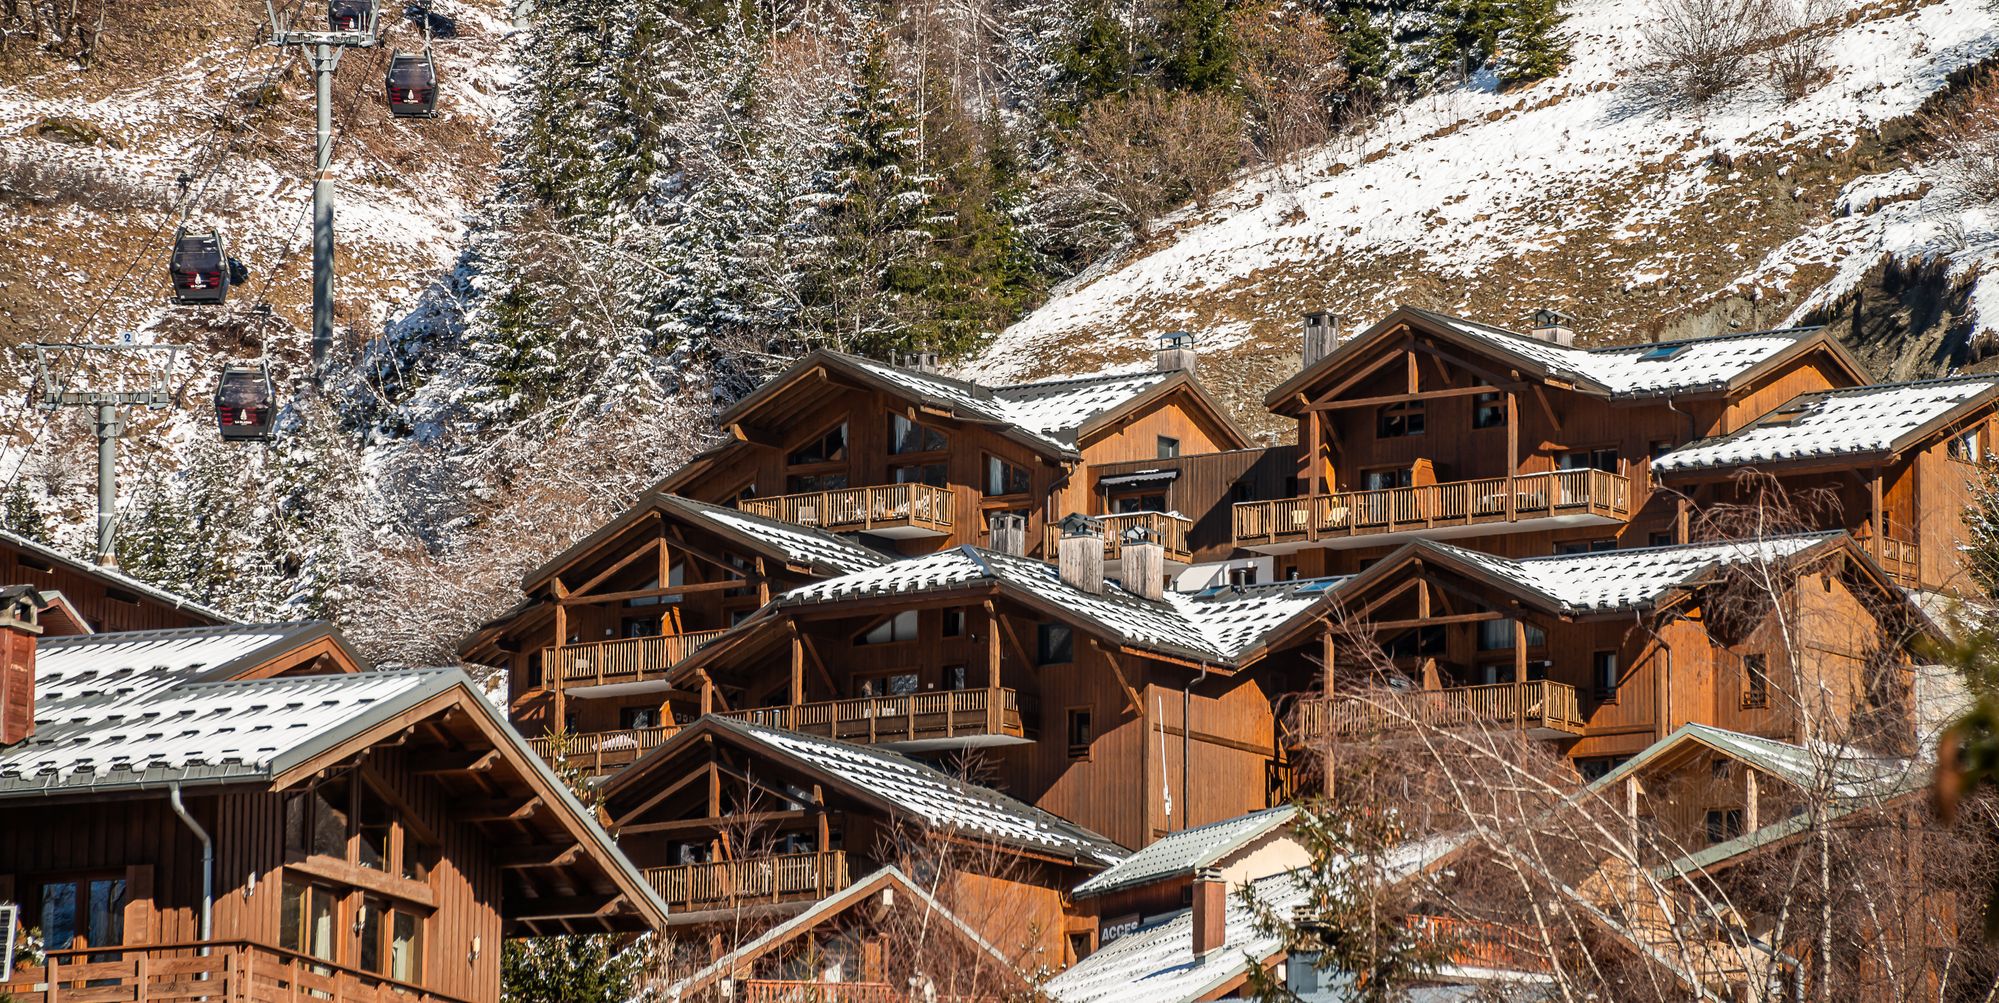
[169,784,214,952]
[1121,526,1167,602]
[1057,514,1104,594]
[1301,311,1340,367]
[1531,308,1575,347]
[1156,331,1197,374]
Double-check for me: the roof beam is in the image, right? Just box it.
[512,895,628,922]
[417,749,499,776]
[499,844,586,869]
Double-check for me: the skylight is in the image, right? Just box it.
[1639,344,1690,361]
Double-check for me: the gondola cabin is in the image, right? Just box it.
[168,226,229,306]
[215,362,276,441]
[385,52,438,118]
[329,0,374,31]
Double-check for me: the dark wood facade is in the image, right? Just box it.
[0,531,230,633]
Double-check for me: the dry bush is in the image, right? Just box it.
[1764,0,1835,101]
[1922,68,1999,207]
[0,147,165,211]
[1061,87,1247,238]
[1639,0,1774,107]
[1230,0,1345,168]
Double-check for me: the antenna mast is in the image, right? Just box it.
[30,342,181,566]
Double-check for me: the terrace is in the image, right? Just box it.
[1233,468,1632,552]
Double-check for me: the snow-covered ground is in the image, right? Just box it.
[964,0,1999,386]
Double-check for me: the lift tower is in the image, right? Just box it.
[261,0,379,385]
[30,342,181,567]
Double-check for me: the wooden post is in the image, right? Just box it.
[985,601,1003,735]
[754,556,770,605]
[1871,469,1886,558]
[1320,629,1335,697]
[789,632,805,708]
[1514,619,1527,730]
[1305,410,1321,540]
[700,674,714,716]
[1505,391,1518,521]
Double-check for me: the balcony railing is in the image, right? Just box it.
[718,688,1028,746]
[1043,511,1193,563]
[548,629,728,689]
[1233,468,1632,547]
[1874,535,1919,586]
[1403,915,1553,973]
[0,939,474,1003]
[1295,680,1585,740]
[745,981,902,1003]
[738,483,955,537]
[528,724,681,774]
[646,850,850,908]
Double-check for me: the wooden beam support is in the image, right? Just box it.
[417,749,499,777]
[1303,384,1509,411]
[617,810,811,836]
[513,895,625,922]
[463,797,543,823]
[571,536,663,599]
[1092,639,1144,715]
[499,845,585,869]
[559,579,742,606]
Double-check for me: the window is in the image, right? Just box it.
[1069,931,1095,964]
[1953,427,1985,462]
[1376,402,1425,438]
[857,672,920,697]
[1114,493,1167,514]
[400,836,434,883]
[1639,343,1689,361]
[279,877,338,961]
[285,775,430,881]
[1705,808,1744,845]
[525,650,544,690]
[1555,538,1618,555]
[891,462,948,487]
[788,422,848,466]
[356,783,391,871]
[1386,626,1445,659]
[1230,482,1255,504]
[786,471,850,493]
[359,896,386,974]
[1649,439,1674,461]
[391,909,424,982]
[1649,532,1674,547]
[1593,651,1619,702]
[943,610,965,637]
[1559,448,1619,473]
[861,610,919,645]
[1282,565,1300,581]
[944,665,968,690]
[1472,392,1506,429]
[986,455,1031,496]
[1157,436,1180,459]
[620,706,661,730]
[1576,757,1626,783]
[1760,402,1816,426]
[620,615,661,639]
[1038,623,1074,665]
[1743,653,1769,709]
[1476,619,1546,651]
[1362,467,1413,491]
[889,415,947,454]
[38,876,124,953]
[1711,757,1732,780]
[286,774,354,859]
[1066,708,1094,758]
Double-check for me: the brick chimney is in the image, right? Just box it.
[1301,311,1340,368]
[1191,866,1227,959]
[1120,526,1167,602]
[1531,307,1575,347]
[0,585,42,746]
[1057,514,1104,595]
[1156,331,1197,374]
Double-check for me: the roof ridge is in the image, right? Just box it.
[989,368,1166,393]
[1504,530,1843,564]
[1585,326,1821,354]
[41,621,325,647]
[1783,372,1999,400]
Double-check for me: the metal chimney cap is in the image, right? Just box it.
[1060,513,1099,538]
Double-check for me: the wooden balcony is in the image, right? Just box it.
[738,483,955,539]
[0,939,473,1003]
[1873,535,1919,586]
[1043,511,1193,564]
[1295,680,1586,741]
[646,850,851,910]
[528,724,681,775]
[717,687,1030,751]
[547,629,728,691]
[745,981,901,1003]
[1233,468,1633,552]
[1402,915,1553,973]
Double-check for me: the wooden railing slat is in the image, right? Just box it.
[1235,471,1633,543]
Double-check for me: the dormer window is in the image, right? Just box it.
[1376,402,1424,438]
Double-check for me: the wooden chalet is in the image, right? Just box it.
[1653,374,1999,593]
[0,527,234,633]
[596,715,1125,963]
[0,601,666,1003]
[656,345,1249,564]
[667,866,1029,1003]
[1233,307,1869,580]
[456,492,894,766]
[1283,532,1934,775]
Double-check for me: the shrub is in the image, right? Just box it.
[1765,0,1835,101]
[1923,69,1999,206]
[1639,0,1773,106]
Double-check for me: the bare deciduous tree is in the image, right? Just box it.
[1922,69,1999,207]
[1639,0,1773,107]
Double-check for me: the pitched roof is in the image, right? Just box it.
[1418,534,1838,615]
[719,351,1246,457]
[1045,868,1308,1003]
[1269,306,1854,409]
[35,621,362,706]
[1073,806,1296,899]
[0,527,235,625]
[666,866,1020,1000]
[1590,722,1919,803]
[766,546,1330,666]
[1653,375,1999,473]
[615,716,1127,868]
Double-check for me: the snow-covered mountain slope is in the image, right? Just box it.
[963,0,1999,423]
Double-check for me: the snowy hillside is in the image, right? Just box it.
[963,0,1999,417]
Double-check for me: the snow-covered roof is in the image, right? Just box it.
[655,494,891,575]
[1426,534,1836,614]
[1593,722,1916,799]
[771,546,1328,665]
[1424,311,1819,398]
[1074,806,1296,898]
[702,716,1128,866]
[0,665,459,795]
[34,621,355,705]
[1046,868,1308,1003]
[1652,375,1999,473]
[0,527,235,625]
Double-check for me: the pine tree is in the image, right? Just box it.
[1494,0,1569,87]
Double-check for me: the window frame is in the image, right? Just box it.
[1593,650,1619,703]
[984,454,1032,497]
[1156,436,1180,459]
[857,609,920,646]
[888,414,949,456]
[1066,706,1094,759]
[1375,401,1425,438]
[1742,653,1770,709]
[1471,392,1506,430]
[1037,622,1075,666]
[786,420,850,469]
